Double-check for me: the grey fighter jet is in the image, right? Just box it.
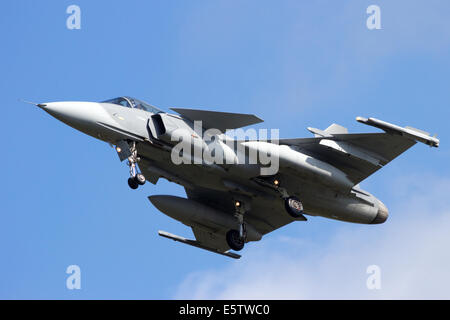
[31,96,440,259]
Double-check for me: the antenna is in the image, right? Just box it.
[19,99,46,108]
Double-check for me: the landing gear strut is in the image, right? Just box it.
[124,142,146,189]
[234,201,247,239]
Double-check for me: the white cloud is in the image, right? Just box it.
[174,174,450,299]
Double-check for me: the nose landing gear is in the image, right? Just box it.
[127,144,146,189]
[116,141,147,190]
[127,174,145,189]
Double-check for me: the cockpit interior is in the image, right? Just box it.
[102,96,162,114]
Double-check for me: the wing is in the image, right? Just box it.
[170,108,263,132]
[153,186,303,257]
[277,117,439,185]
[190,226,230,252]
[158,230,241,259]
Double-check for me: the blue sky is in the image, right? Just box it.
[1,0,449,299]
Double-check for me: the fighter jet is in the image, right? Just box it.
[30,96,440,259]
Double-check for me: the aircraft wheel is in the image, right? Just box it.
[284,196,304,218]
[226,230,245,251]
[135,173,146,185]
[128,177,139,189]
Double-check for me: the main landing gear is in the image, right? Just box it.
[225,200,247,251]
[284,196,304,218]
[255,177,305,219]
[225,178,305,251]
[226,229,245,251]
[272,179,304,218]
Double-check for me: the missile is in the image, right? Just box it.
[148,195,262,242]
[356,117,439,147]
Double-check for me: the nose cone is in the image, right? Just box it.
[43,101,103,123]
[41,101,112,137]
[371,200,389,224]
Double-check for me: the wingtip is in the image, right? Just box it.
[357,116,440,148]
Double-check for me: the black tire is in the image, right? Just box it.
[128,177,139,189]
[135,173,146,185]
[226,230,245,251]
[284,196,304,218]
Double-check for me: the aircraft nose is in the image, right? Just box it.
[40,101,114,138]
[42,101,113,128]
[43,102,101,123]
[371,200,389,224]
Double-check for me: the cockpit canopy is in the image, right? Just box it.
[102,96,163,114]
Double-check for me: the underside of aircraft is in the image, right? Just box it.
[30,96,440,258]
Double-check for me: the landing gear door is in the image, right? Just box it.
[115,140,132,161]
